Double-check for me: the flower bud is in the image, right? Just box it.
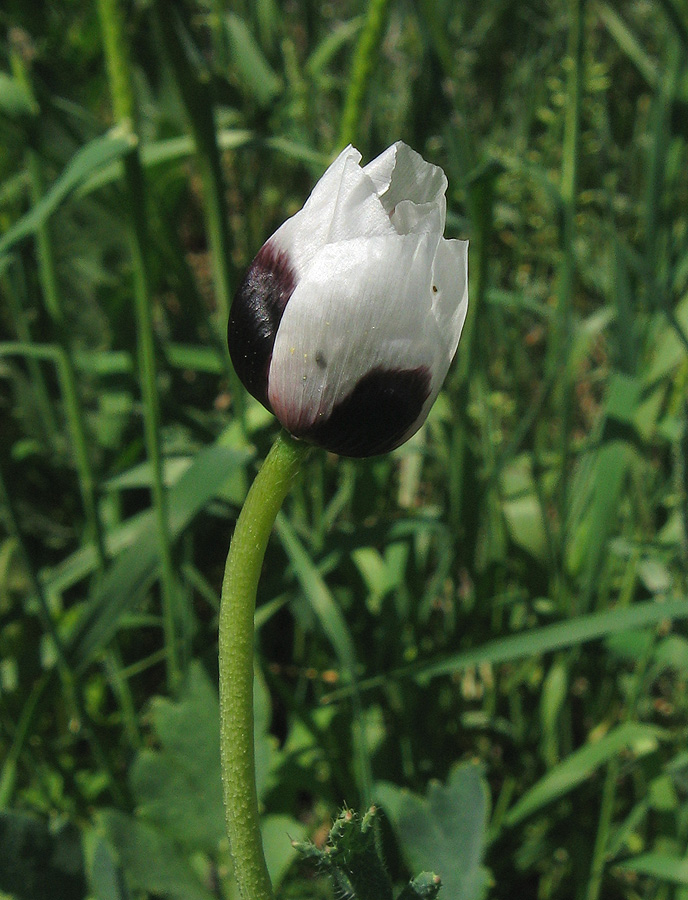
[228,142,468,457]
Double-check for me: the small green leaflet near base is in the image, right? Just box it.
[376,764,491,900]
[293,806,441,900]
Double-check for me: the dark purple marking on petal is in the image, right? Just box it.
[292,366,432,458]
[228,241,297,408]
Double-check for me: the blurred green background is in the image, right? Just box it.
[1,0,688,898]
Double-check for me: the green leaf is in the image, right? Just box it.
[0,72,38,120]
[327,598,688,700]
[104,457,195,491]
[377,764,491,900]
[98,810,215,900]
[598,3,659,88]
[103,663,301,892]
[77,129,253,196]
[618,853,688,884]
[275,513,358,678]
[500,455,548,563]
[0,129,134,257]
[274,513,373,795]
[83,828,131,900]
[73,349,134,377]
[306,17,363,76]
[645,294,688,385]
[261,815,306,887]
[566,373,643,603]
[67,442,250,667]
[504,722,664,826]
[539,658,568,766]
[224,13,281,106]
[419,599,688,684]
[166,343,224,374]
[0,810,86,900]
[129,663,226,852]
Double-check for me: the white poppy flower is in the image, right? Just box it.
[228,142,468,457]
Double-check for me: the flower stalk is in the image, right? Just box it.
[219,431,310,900]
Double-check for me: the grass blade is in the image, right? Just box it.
[67,443,248,668]
[504,722,663,827]
[0,130,133,257]
[326,598,688,699]
[274,513,372,805]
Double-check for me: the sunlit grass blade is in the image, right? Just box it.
[0,131,133,258]
[325,598,688,699]
[338,0,392,149]
[154,5,235,339]
[618,853,688,885]
[97,0,182,689]
[598,3,658,88]
[67,443,249,668]
[274,512,373,806]
[504,722,664,828]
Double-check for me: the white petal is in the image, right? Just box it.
[408,236,469,434]
[266,146,357,276]
[432,237,469,366]
[269,145,392,276]
[361,143,399,196]
[267,232,449,437]
[324,153,395,242]
[365,142,447,215]
[389,199,444,235]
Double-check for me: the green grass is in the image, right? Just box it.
[1,1,688,899]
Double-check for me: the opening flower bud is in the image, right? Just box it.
[228,141,468,457]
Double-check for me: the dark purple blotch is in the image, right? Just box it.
[294,366,432,458]
[228,241,296,407]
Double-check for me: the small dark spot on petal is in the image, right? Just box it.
[315,351,327,369]
[293,366,432,457]
[432,284,438,293]
[228,241,296,408]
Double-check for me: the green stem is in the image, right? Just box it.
[154,4,244,417]
[219,432,310,900]
[97,0,181,690]
[338,0,392,149]
[97,0,135,125]
[0,673,49,807]
[585,612,653,900]
[155,6,233,327]
[551,0,586,546]
[448,166,495,535]
[585,758,619,900]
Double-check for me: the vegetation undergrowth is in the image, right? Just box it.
[1,1,688,899]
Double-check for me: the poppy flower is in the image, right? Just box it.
[228,141,468,458]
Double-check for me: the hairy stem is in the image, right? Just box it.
[219,432,310,900]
